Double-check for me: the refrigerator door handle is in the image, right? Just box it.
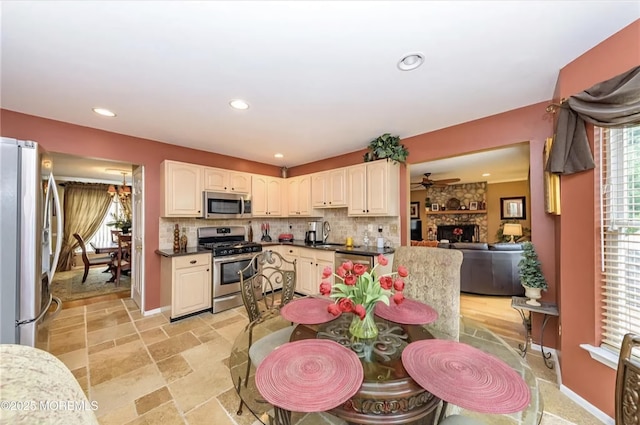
[47,173,63,284]
[16,294,56,326]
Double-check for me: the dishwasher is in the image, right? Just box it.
[335,252,375,269]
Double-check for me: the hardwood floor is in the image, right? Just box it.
[58,290,130,310]
[460,293,524,343]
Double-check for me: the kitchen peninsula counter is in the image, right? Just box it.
[155,247,205,257]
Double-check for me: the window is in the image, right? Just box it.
[86,198,124,251]
[598,124,640,350]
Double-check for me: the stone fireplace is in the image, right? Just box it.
[437,224,479,243]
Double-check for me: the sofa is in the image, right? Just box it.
[447,242,524,296]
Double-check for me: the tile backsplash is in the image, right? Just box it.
[159,210,400,250]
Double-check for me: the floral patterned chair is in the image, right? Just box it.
[392,246,463,341]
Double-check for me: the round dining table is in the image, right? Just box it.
[230,308,442,425]
[229,304,539,425]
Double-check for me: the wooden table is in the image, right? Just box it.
[511,296,559,368]
[90,243,120,283]
[230,310,441,425]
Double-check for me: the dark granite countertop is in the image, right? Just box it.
[260,241,394,256]
[155,247,208,257]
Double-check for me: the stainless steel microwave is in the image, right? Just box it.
[202,192,252,219]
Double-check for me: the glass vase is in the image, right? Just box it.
[349,310,379,340]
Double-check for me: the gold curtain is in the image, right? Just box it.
[544,137,561,215]
[57,183,113,271]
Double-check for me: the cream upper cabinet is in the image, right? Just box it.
[347,160,400,216]
[252,175,284,217]
[288,175,321,217]
[160,160,203,217]
[311,168,347,208]
[203,167,251,194]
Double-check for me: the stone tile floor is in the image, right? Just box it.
[45,298,604,424]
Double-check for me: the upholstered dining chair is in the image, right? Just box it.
[115,234,132,286]
[392,246,463,341]
[616,333,640,425]
[72,233,113,283]
[236,250,297,416]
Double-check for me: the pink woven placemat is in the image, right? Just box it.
[255,339,363,412]
[280,297,340,324]
[374,298,438,325]
[402,340,530,413]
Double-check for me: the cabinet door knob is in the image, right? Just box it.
[190,260,197,264]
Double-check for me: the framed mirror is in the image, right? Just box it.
[500,196,526,220]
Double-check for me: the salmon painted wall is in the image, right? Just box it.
[553,19,640,417]
[293,103,557,345]
[1,109,280,311]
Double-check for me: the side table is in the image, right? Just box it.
[511,296,559,369]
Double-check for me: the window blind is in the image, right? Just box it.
[598,125,640,350]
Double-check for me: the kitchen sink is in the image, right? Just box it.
[311,243,362,249]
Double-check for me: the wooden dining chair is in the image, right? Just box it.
[616,333,640,425]
[110,229,122,244]
[73,233,113,283]
[115,234,132,286]
[236,250,297,416]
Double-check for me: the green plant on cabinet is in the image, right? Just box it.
[363,133,409,164]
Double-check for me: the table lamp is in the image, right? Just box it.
[503,223,522,243]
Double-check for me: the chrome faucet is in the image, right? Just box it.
[322,221,331,243]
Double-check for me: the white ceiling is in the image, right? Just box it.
[2,1,638,173]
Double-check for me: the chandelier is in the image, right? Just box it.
[107,172,131,199]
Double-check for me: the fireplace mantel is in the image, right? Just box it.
[426,210,487,215]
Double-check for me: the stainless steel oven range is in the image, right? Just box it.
[197,226,262,313]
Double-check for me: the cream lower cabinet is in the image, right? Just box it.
[161,253,212,320]
[161,160,203,217]
[296,248,334,295]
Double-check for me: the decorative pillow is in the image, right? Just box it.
[451,242,488,250]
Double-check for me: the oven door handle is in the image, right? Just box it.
[213,253,258,264]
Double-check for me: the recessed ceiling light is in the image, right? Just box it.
[482,173,491,177]
[229,99,250,110]
[397,53,425,71]
[274,153,284,159]
[92,107,116,117]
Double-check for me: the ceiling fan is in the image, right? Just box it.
[411,173,461,189]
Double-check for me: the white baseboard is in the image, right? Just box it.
[142,307,163,316]
[559,384,614,425]
[530,343,563,386]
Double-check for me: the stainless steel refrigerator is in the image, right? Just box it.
[0,137,62,347]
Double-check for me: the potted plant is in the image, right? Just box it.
[363,133,409,164]
[518,241,547,306]
[107,211,132,234]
